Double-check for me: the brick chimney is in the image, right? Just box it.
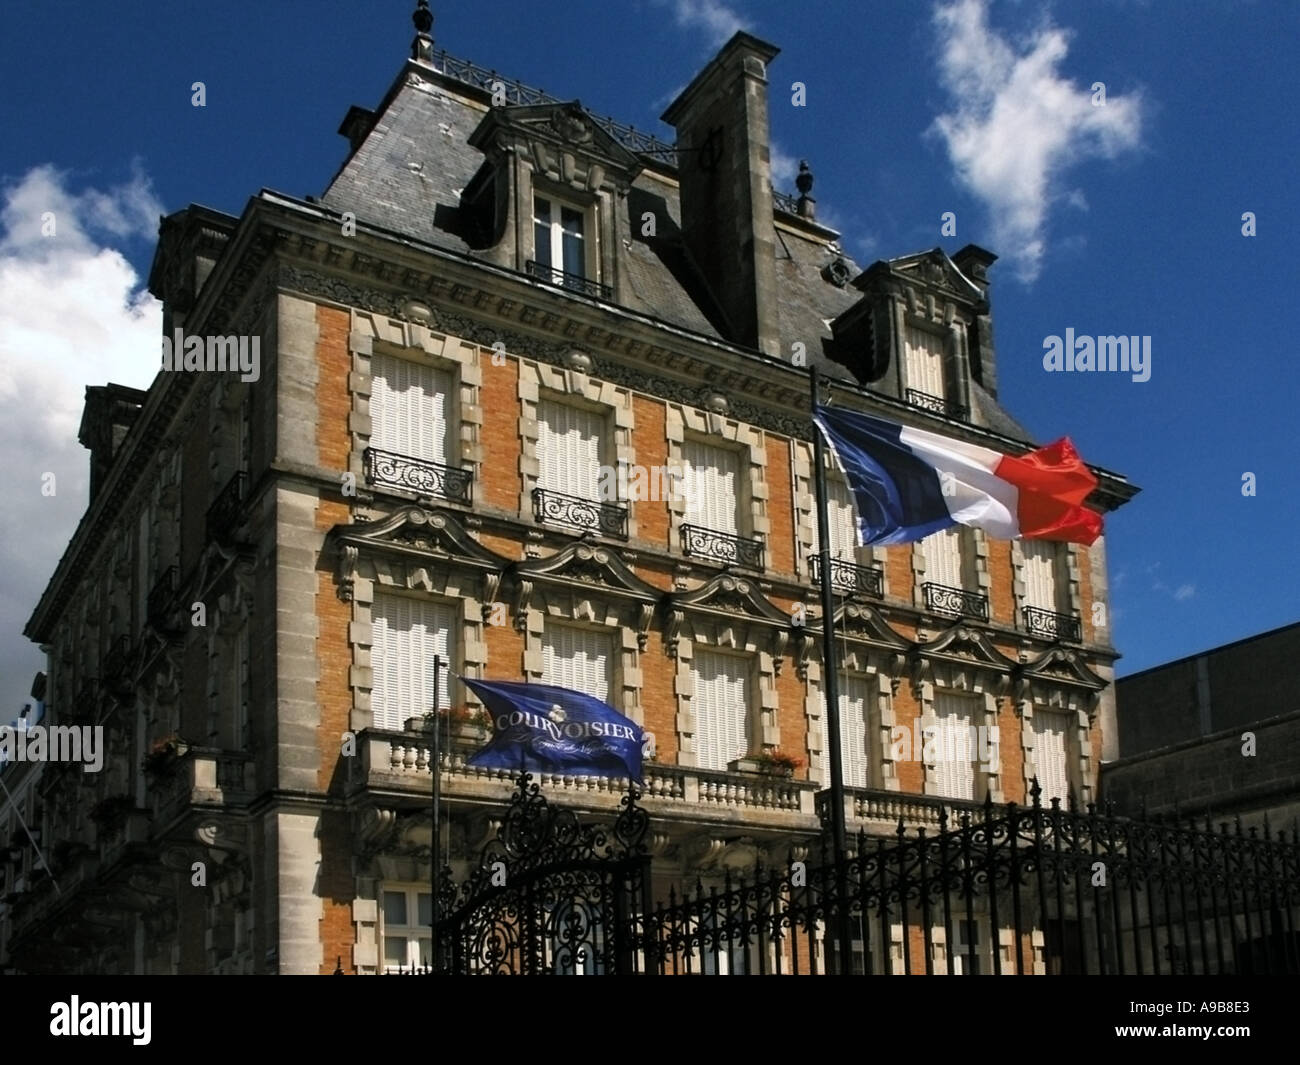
[662,32,782,357]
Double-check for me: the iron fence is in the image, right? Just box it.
[415,777,1300,975]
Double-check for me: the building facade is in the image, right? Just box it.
[3,6,1137,974]
[1103,621,1300,829]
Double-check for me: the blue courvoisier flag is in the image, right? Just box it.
[463,678,644,784]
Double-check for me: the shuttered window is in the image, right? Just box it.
[537,399,604,500]
[692,649,751,772]
[932,691,978,801]
[838,673,871,788]
[922,526,965,588]
[1032,709,1071,804]
[370,354,451,465]
[370,593,456,730]
[541,624,613,704]
[905,325,947,399]
[1021,540,1062,612]
[683,440,741,535]
[811,470,859,560]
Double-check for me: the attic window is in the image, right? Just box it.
[527,192,610,300]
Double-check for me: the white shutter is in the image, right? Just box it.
[923,526,964,589]
[371,354,451,465]
[905,325,946,399]
[812,472,858,560]
[683,440,740,535]
[932,691,976,800]
[1033,710,1070,804]
[370,593,456,730]
[537,400,603,499]
[692,649,750,772]
[541,624,613,704]
[1021,541,1060,611]
[838,673,871,788]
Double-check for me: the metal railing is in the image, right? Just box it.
[922,582,989,622]
[364,447,472,504]
[525,260,613,301]
[532,488,628,540]
[1022,605,1083,643]
[905,388,965,419]
[680,523,764,570]
[809,555,884,598]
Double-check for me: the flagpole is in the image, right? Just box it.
[430,653,442,970]
[810,366,853,972]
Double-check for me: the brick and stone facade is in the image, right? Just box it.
[1,10,1136,974]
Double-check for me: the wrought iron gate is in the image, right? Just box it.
[434,775,650,975]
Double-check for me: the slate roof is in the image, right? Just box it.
[321,55,1034,445]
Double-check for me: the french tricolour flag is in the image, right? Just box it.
[813,405,1103,546]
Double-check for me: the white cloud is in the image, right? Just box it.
[0,164,162,700]
[1174,584,1195,602]
[661,0,749,46]
[769,141,799,189]
[928,0,1143,282]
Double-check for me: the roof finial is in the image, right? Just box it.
[795,159,816,220]
[411,0,434,63]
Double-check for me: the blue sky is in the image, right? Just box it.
[0,0,1296,719]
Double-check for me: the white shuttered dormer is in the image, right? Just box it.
[371,593,457,730]
[692,649,751,772]
[905,325,947,401]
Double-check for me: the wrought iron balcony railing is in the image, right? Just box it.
[147,565,180,629]
[905,388,966,419]
[680,523,764,570]
[364,448,472,504]
[207,471,248,544]
[809,555,884,599]
[922,582,989,622]
[532,488,628,540]
[525,260,613,301]
[1021,605,1083,643]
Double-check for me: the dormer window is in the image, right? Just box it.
[533,194,587,283]
[467,100,641,305]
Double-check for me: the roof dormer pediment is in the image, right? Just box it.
[469,101,643,190]
[855,247,985,307]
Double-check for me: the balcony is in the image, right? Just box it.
[364,447,472,504]
[532,488,628,540]
[1021,605,1083,643]
[148,747,253,832]
[809,555,883,599]
[922,582,989,622]
[348,729,819,826]
[146,565,181,631]
[207,470,248,544]
[680,523,764,570]
[905,388,966,420]
[525,259,612,301]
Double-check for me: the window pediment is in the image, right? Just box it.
[469,101,643,191]
[334,506,508,569]
[911,623,1016,692]
[1015,647,1106,696]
